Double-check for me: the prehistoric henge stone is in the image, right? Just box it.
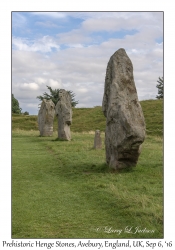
[55,89,72,141]
[102,48,146,170]
[94,130,102,149]
[38,99,55,136]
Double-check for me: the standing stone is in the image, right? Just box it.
[55,89,72,141]
[38,99,55,136]
[102,48,146,170]
[94,130,102,149]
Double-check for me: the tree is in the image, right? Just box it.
[156,77,163,99]
[12,94,22,114]
[36,86,79,107]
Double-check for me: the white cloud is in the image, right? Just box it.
[19,82,39,90]
[78,12,163,35]
[77,87,88,93]
[67,43,84,48]
[12,36,60,52]
[49,79,63,88]
[32,12,67,19]
[34,77,47,85]
[57,29,91,44]
[35,21,59,28]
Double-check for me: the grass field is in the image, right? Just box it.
[12,99,163,239]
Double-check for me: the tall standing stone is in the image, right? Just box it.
[55,89,72,141]
[38,99,55,136]
[102,48,146,170]
[94,130,102,149]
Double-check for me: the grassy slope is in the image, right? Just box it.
[12,99,163,136]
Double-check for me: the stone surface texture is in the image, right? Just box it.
[94,130,102,149]
[102,48,146,170]
[38,99,55,136]
[55,89,72,141]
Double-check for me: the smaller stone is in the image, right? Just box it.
[94,130,102,149]
[55,89,72,141]
[38,99,55,136]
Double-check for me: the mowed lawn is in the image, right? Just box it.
[12,130,163,239]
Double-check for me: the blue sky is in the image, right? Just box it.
[12,11,163,114]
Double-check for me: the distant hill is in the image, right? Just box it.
[12,99,163,136]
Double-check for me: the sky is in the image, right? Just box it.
[12,11,163,115]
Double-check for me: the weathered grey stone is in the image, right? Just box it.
[94,130,102,149]
[102,48,146,170]
[38,99,55,136]
[55,89,72,141]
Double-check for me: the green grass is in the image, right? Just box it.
[12,130,163,239]
[12,99,163,136]
[140,99,163,136]
[12,99,163,238]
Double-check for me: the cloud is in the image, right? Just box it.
[35,21,59,28]
[12,36,60,52]
[32,12,67,19]
[21,82,39,90]
[34,77,47,85]
[78,12,162,34]
[77,87,89,93]
[49,79,63,88]
[67,43,85,48]
[57,29,91,45]
[81,16,141,32]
